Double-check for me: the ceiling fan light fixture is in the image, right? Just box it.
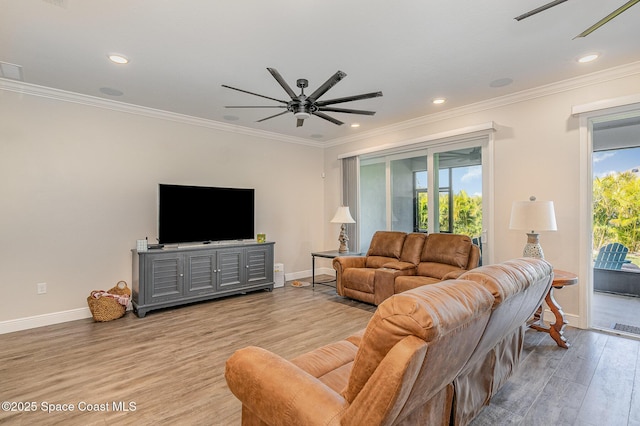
[294,111,311,120]
[577,53,599,63]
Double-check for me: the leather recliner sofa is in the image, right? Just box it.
[225,258,553,425]
[333,231,481,305]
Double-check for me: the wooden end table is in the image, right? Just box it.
[311,250,360,288]
[529,269,578,348]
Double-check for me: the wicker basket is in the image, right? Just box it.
[87,280,131,322]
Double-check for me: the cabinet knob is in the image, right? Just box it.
[179,273,184,277]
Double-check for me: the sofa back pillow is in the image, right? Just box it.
[399,232,427,265]
[421,233,472,268]
[365,231,406,268]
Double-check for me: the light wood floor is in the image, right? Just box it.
[1,279,639,426]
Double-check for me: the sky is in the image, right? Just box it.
[593,147,640,178]
[417,146,640,199]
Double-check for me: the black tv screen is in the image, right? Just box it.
[158,184,255,244]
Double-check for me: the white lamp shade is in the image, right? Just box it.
[330,206,355,224]
[509,198,557,232]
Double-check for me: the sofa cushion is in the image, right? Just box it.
[342,268,376,294]
[366,256,399,269]
[399,232,427,265]
[366,231,407,259]
[291,339,359,393]
[421,233,472,268]
[394,275,442,293]
[417,262,466,280]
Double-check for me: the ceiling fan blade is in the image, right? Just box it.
[317,106,376,115]
[307,71,347,102]
[225,105,286,108]
[256,111,289,123]
[313,111,344,126]
[222,84,288,104]
[267,68,298,99]
[315,91,383,107]
[297,119,304,127]
[514,0,568,21]
[574,0,640,38]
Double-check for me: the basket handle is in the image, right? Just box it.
[116,280,128,289]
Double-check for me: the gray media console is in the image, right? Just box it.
[132,241,275,317]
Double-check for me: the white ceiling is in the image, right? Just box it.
[2,0,640,143]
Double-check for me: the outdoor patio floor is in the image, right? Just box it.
[592,290,640,335]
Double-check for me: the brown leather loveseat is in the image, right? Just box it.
[225,258,553,425]
[333,231,480,305]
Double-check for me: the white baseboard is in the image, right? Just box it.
[0,308,93,335]
[1,268,336,334]
[285,267,335,282]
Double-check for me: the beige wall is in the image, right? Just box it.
[0,89,325,323]
[323,65,640,328]
[2,63,639,329]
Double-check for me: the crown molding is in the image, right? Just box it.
[3,60,640,149]
[325,61,640,147]
[0,78,323,148]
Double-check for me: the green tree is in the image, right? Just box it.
[593,171,640,252]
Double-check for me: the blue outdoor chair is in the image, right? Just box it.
[594,242,632,270]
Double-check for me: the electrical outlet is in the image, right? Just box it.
[37,282,47,294]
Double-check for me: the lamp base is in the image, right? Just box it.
[338,224,349,253]
[522,233,544,259]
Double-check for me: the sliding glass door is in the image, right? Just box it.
[359,140,487,259]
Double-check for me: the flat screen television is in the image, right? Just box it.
[158,184,255,244]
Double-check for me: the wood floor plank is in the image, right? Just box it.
[1,279,639,426]
[576,333,639,425]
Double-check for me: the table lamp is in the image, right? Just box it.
[509,196,557,259]
[330,206,356,252]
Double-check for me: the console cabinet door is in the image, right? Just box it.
[246,246,274,285]
[217,248,244,291]
[146,252,185,304]
[185,253,216,295]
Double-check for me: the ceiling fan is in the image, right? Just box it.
[222,68,383,127]
[515,0,639,38]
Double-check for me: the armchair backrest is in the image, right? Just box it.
[341,279,494,425]
[365,231,407,268]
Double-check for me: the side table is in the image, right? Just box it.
[529,269,578,348]
[311,250,361,288]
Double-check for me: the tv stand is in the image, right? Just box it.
[132,241,274,317]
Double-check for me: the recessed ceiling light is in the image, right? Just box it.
[578,53,599,63]
[108,54,129,64]
[432,98,446,105]
[489,77,513,88]
[99,87,124,96]
[350,123,360,128]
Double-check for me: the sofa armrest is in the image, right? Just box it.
[333,256,366,271]
[333,256,366,295]
[226,346,348,426]
[373,267,416,305]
